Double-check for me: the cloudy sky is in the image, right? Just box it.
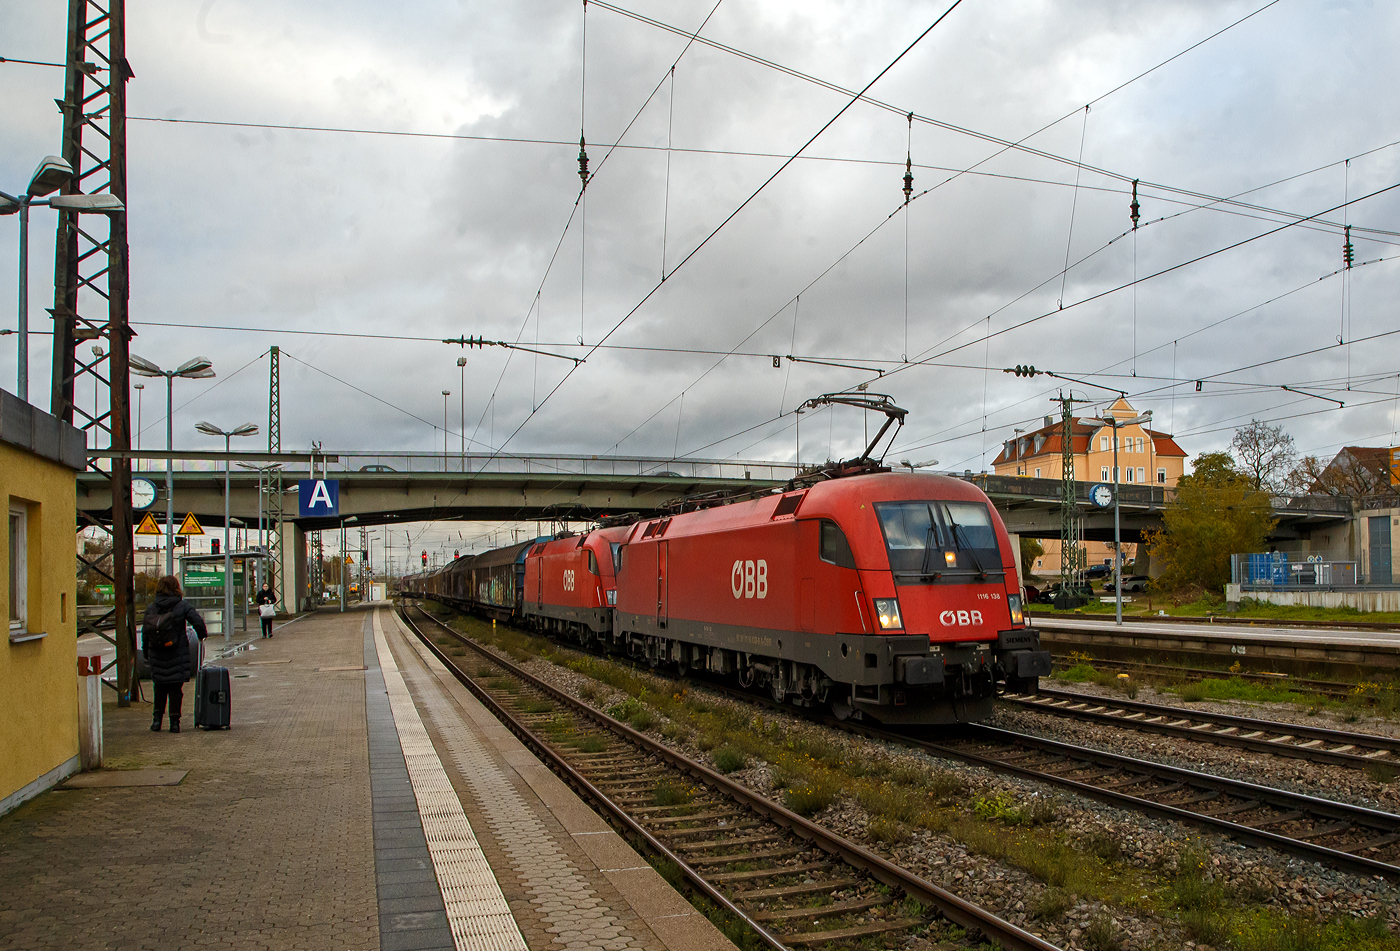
[4,0,1399,559]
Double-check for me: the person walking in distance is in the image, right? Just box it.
[255,582,277,638]
[142,575,208,733]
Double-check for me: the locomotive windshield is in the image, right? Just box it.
[875,500,1003,582]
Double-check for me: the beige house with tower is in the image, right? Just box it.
[991,397,1188,578]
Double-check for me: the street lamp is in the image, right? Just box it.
[340,516,359,613]
[132,382,145,466]
[1,156,125,403]
[441,390,450,463]
[131,355,215,575]
[1100,410,1152,626]
[196,420,258,640]
[457,356,467,472]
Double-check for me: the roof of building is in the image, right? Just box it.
[991,416,1186,466]
[0,388,85,469]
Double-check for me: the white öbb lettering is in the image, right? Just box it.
[730,559,767,599]
[563,569,575,592]
[938,609,983,626]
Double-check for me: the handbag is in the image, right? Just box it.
[258,603,275,619]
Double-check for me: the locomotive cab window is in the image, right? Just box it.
[875,500,1003,582]
[611,542,622,573]
[586,550,599,575]
[818,520,857,569]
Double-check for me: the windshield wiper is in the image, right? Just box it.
[918,505,940,579]
[943,507,989,580]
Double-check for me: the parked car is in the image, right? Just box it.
[358,464,397,472]
[1108,574,1150,593]
[1085,564,1112,580]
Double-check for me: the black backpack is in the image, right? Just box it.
[143,607,181,652]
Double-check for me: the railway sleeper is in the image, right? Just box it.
[678,833,788,852]
[784,917,928,947]
[708,862,831,883]
[752,897,891,923]
[688,846,813,866]
[739,877,860,900]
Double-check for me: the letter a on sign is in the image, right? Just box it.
[298,479,340,517]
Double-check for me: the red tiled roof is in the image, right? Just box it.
[991,418,1186,465]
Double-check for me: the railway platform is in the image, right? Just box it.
[0,603,735,951]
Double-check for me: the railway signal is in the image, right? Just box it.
[422,550,428,567]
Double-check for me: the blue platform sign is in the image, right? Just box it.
[298,479,340,517]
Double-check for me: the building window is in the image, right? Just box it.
[1101,466,1110,481]
[1100,435,1110,451]
[1125,467,1135,483]
[1137,467,1145,483]
[1034,468,1041,478]
[1157,468,1166,484]
[9,503,27,634]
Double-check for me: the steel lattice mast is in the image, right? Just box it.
[1058,393,1086,606]
[51,0,136,704]
[267,345,284,609]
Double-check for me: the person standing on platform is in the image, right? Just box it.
[256,582,278,638]
[142,575,208,733]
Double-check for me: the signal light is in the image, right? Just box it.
[211,538,220,554]
[1012,364,1039,378]
[421,550,428,567]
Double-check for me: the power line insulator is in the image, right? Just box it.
[1130,178,1140,230]
[1344,224,1354,268]
[578,136,590,188]
[902,155,913,204]
[1013,364,1038,377]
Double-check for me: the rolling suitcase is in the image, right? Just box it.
[195,665,232,730]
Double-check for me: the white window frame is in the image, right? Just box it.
[1101,466,1110,481]
[1034,467,1041,478]
[1136,437,1144,454]
[1157,468,1167,484]
[1124,467,1135,483]
[1137,467,1146,483]
[1100,435,1109,451]
[9,503,27,635]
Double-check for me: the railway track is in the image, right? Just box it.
[1002,686,1400,770]
[401,604,1061,951]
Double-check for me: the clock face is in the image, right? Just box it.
[132,477,158,510]
[1091,484,1113,508]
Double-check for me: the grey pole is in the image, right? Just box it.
[1111,419,1122,625]
[224,432,232,643]
[458,357,467,471]
[165,373,174,576]
[17,196,28,402]
[339,517,346,613]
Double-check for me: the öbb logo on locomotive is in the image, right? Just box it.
[939,609,984,626]
[562,569,575,592]
[730,559,768,599]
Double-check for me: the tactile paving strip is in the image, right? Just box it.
[374,614,529,951]
[390,618,651,951]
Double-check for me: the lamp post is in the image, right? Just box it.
[133,382,145,466]
[2,159,125,403]
[340,516,359,612]
[795,407,805,468]
[457,357,467,472]
[196,420,258,640]
[131,355,216,575]
[1101,410,1152,625]
[441,390,450,463]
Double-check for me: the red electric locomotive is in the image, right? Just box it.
[521,526,630,649]
[607,469,1046,724]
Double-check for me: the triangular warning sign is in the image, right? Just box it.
[134,512,162,535]
[176,512,204,535]
[344,556,354,565]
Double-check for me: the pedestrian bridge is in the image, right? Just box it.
[79,452,1353,541]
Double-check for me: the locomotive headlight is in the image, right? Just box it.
[606,589,618,606]
[873,598,903,630]
[1007,593,1024,625]
[944,550,957,567]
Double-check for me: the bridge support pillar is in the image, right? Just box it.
[278,520,307,613]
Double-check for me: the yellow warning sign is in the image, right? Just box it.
[344,556,354,565]
[177,512,204,535]
[134,512,162,535]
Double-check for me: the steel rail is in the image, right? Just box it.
[395,607,789,951]
[907,725,1400,881]
[1006,687,1400,768]
[687,680,1400,882]
[1046,653,1358,699]
[1028,611,1400,634]
[402,603,1063,951]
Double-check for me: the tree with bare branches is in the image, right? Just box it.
[1231,420,1296,493]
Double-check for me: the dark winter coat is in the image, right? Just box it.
[255,588,277,607]
[142,595,208,684]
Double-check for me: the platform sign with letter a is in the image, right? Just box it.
[298,479,340,517]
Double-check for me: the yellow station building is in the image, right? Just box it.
[2,388,86,815]
[991,398,1188,576]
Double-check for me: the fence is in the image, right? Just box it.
[1232,552,1359,589]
